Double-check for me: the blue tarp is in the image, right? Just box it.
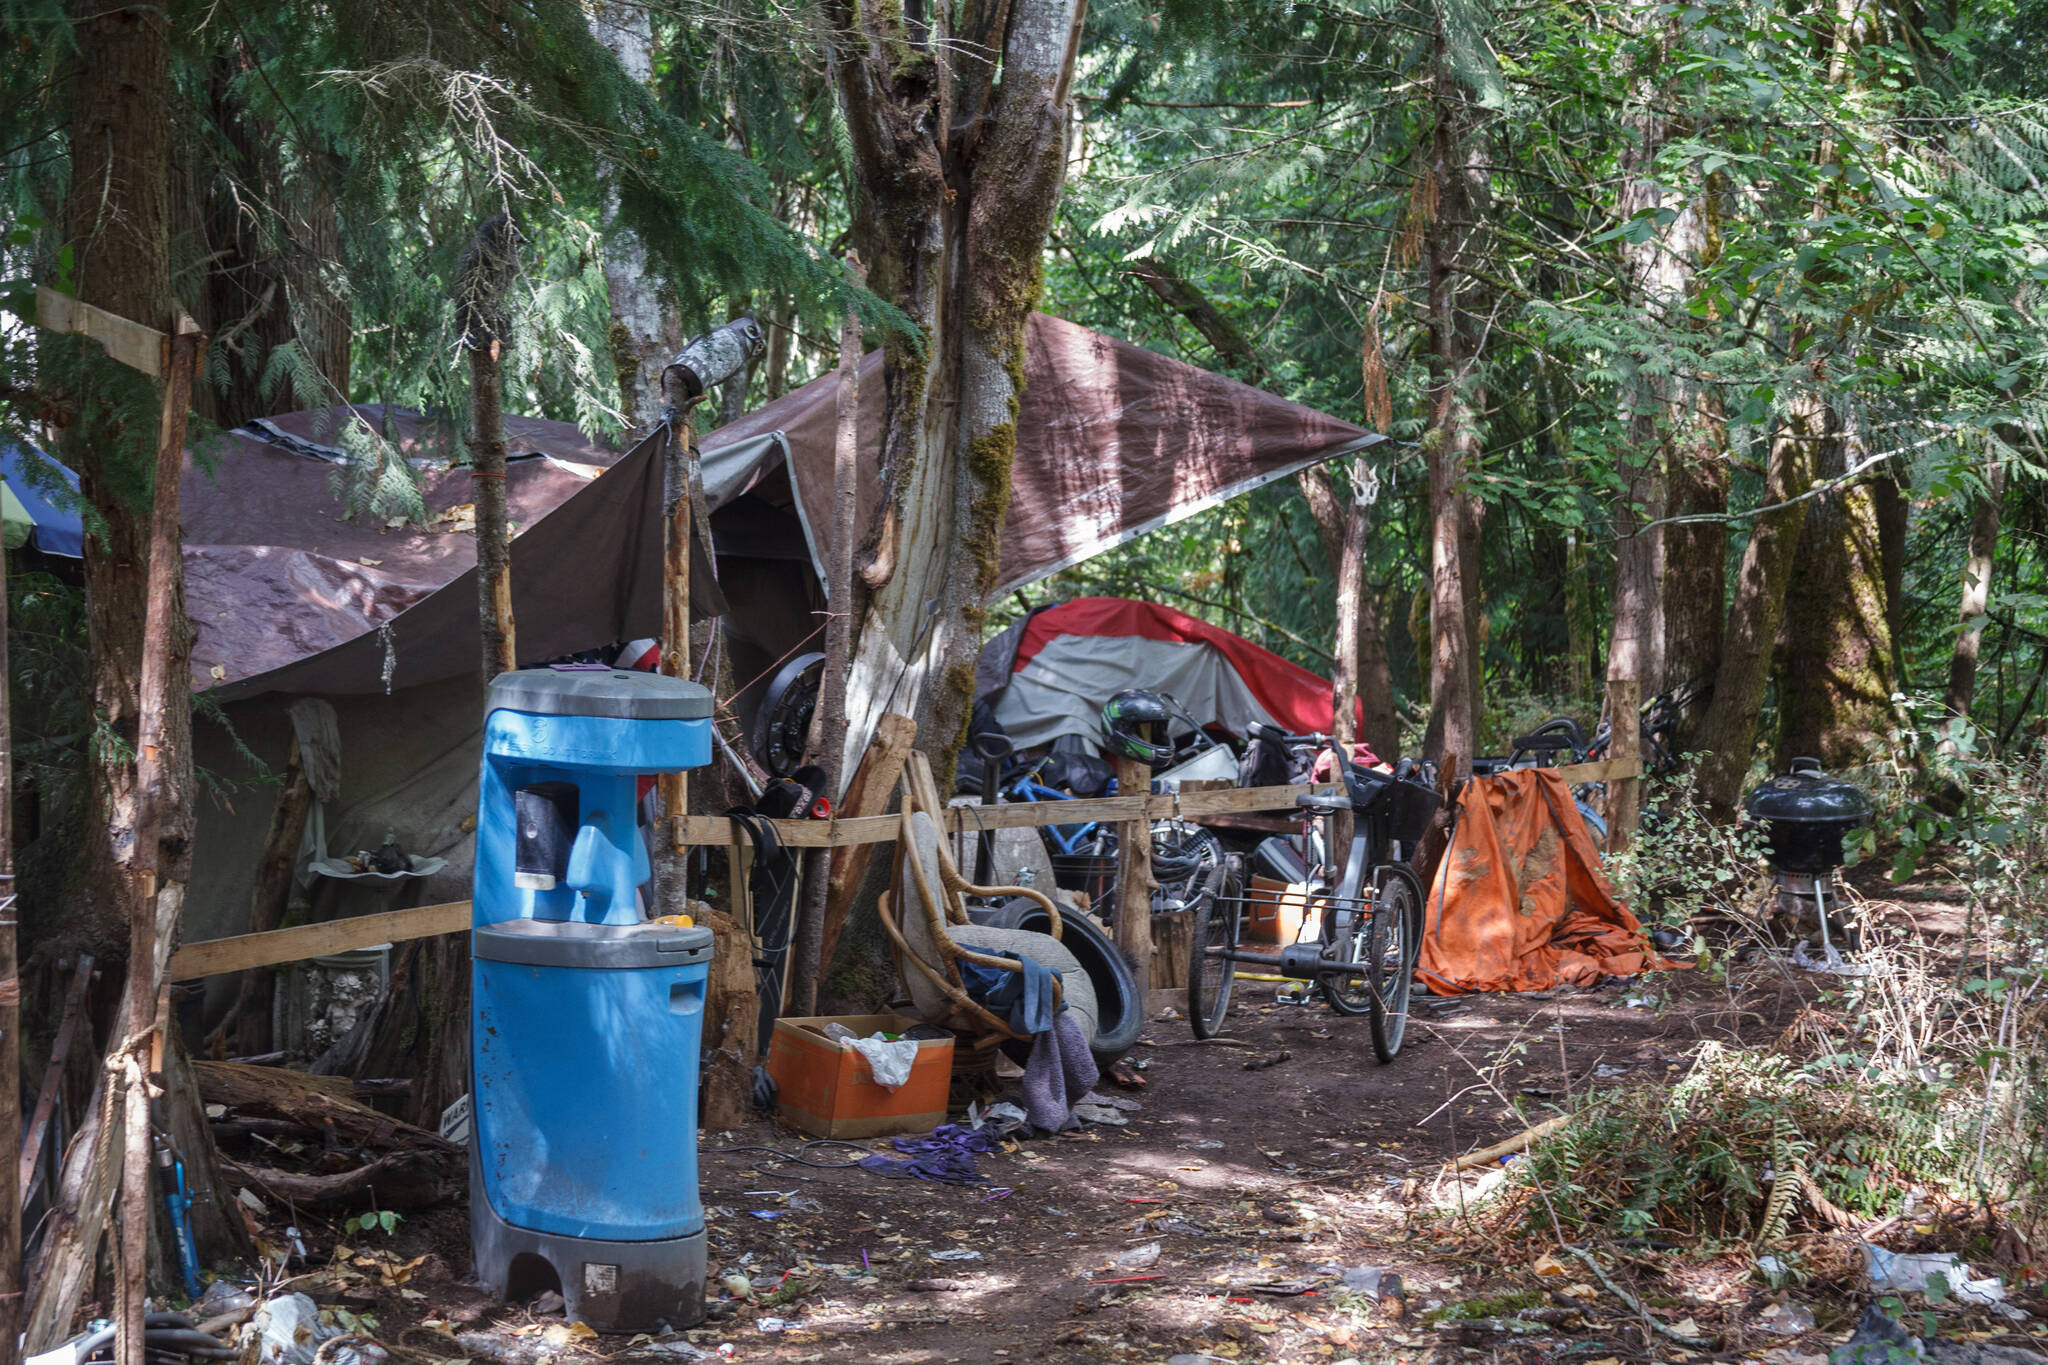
[1,439,83,558]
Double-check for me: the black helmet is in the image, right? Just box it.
[1101,688,1176,766]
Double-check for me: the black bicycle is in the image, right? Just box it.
[1189,730,1438,1062]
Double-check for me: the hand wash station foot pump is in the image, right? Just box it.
[470,665,714,1331]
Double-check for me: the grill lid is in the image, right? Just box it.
[1744,758,1873,824]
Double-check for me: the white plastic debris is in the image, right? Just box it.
[1341,1266,1388,1294]
[1114,1242,1161,1270]
[849,1033,918,1089]
[1861,1244,2009,1306]
[250,1293,366,1365]
[1753,1300,1815,1335]
[930,1248,982,1262]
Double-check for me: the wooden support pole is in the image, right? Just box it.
[1605,678,1641,854]
[116,311,202,1365]
[1112,756,1154,1004]
[458,214,523,680]
[789,260,865,1013]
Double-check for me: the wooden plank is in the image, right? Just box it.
[673,784,1331,849]
[1550,756,1641,784]
[168,901,472,981]
[35,285,165,379]
[674,813,900,848]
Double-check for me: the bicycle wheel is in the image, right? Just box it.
[1368,865,1424,1062]
[1317,893,1374,1016]
[1188,857,1241,1038]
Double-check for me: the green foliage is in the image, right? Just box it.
[353,1209,402,1238]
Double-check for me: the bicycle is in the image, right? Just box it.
[1189,728,1439,1062]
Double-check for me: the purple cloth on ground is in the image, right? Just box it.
[858,1124,1001,1186]
[1020,1009,1099,1133]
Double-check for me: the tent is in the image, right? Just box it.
[1417,769,1672,995]
[976,596,1341,752]
[170,314,1381,985]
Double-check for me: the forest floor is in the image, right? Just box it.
[283,881,2047,1365]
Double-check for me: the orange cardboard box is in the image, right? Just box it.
[765,1013,953,1140]
[1242,875,1320,944]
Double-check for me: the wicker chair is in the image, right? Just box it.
[877,760,1096,1047]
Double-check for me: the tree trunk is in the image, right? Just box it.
[826,0,1087,794]
[1419,37,1487,768]
[458,215,523,678]
[0,442,20,1365]
[1773,419,1895,771]
[1942,461,2006,728]
[591,2,683,434]
[1663,391,1729,740]
[1693,397,1824,812]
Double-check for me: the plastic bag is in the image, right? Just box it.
[851,1033,918,1089]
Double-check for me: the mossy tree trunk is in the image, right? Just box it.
[1692,393,1824,812]
[823,0,1086,789]
[1773,423,1896,771]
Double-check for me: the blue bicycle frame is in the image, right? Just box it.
[1002,771,1118,856]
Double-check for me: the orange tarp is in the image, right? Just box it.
[1417,769,1676,996]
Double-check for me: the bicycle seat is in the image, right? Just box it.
[1295,792,1352,811]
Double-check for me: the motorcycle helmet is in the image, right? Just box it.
[1100,688,1176,766]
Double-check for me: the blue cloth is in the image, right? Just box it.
[958,951,1060,1035]
[859,1124,1001,1186]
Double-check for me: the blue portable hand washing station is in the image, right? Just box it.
[470,666,715,1331]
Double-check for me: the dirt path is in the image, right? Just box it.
[354,966,1801,1364]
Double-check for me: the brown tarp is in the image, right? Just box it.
[198,314,1380,700]
[1417,770,1677,995]
[195,411,706,698]
[705,311,1382,594]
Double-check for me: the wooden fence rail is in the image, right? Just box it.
[169,759,1637,983]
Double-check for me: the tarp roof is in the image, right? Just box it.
[707,312,1383,595]
[198,314,1382,700]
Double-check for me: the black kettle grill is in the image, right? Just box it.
[1744,758,1873,966]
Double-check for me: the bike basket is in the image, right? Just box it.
[1349,767,1443,843]
[1049,854,1118,904]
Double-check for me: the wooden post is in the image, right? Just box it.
[1605,678,1641,853]
[114,312,202,1365]
[788,254,865,1013]
[458,215,523,679]
[0,433,20,1365]
[660,417,692,843]
[1112,756,1154,1004]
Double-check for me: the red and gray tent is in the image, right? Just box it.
[976,596,1340,751]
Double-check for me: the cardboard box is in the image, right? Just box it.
[765,1013,954,1139]
[1242,875,1320,944]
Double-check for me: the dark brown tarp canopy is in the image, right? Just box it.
[711,311,1382,594]
[199,315,1380,701]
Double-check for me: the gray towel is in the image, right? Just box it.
[1019,1009,1099,1133]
